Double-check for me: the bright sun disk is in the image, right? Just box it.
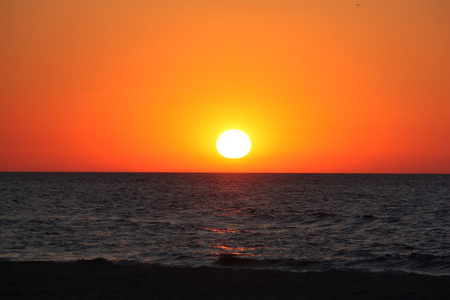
[216,129,251,159]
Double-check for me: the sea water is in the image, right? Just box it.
[0,173,449,275]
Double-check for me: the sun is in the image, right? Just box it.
[216,129,251,159]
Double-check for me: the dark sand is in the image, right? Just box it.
[1,259,449,299]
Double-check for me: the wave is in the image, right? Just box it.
[406,252,450,273]
[215,254,330,270]
[215,253,450,275]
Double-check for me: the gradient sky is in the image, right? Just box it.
[1,0,449,173]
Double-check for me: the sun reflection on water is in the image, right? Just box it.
[209,243,262,257]
[202,227,237,234]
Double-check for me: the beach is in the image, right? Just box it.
[1,259,449,299]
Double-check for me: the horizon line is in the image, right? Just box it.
[1,171,448,175]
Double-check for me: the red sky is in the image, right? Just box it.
[1,0,449,173]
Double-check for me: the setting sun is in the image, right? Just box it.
[216,130,251,159]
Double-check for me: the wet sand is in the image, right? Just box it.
[1,259,449,299]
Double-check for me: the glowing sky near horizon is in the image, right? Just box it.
[1,0,449,173]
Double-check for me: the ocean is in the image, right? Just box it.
[0,172,449,276]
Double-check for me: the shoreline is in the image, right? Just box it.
[1,259,449,299]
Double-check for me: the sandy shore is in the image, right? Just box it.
[1,259,449,299]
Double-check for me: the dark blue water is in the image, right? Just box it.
[0,173,449,275]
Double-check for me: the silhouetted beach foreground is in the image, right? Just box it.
[1,259,449,299]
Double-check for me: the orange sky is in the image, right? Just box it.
[1,0,449,173]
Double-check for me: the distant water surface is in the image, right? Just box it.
[0,173,449,275]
